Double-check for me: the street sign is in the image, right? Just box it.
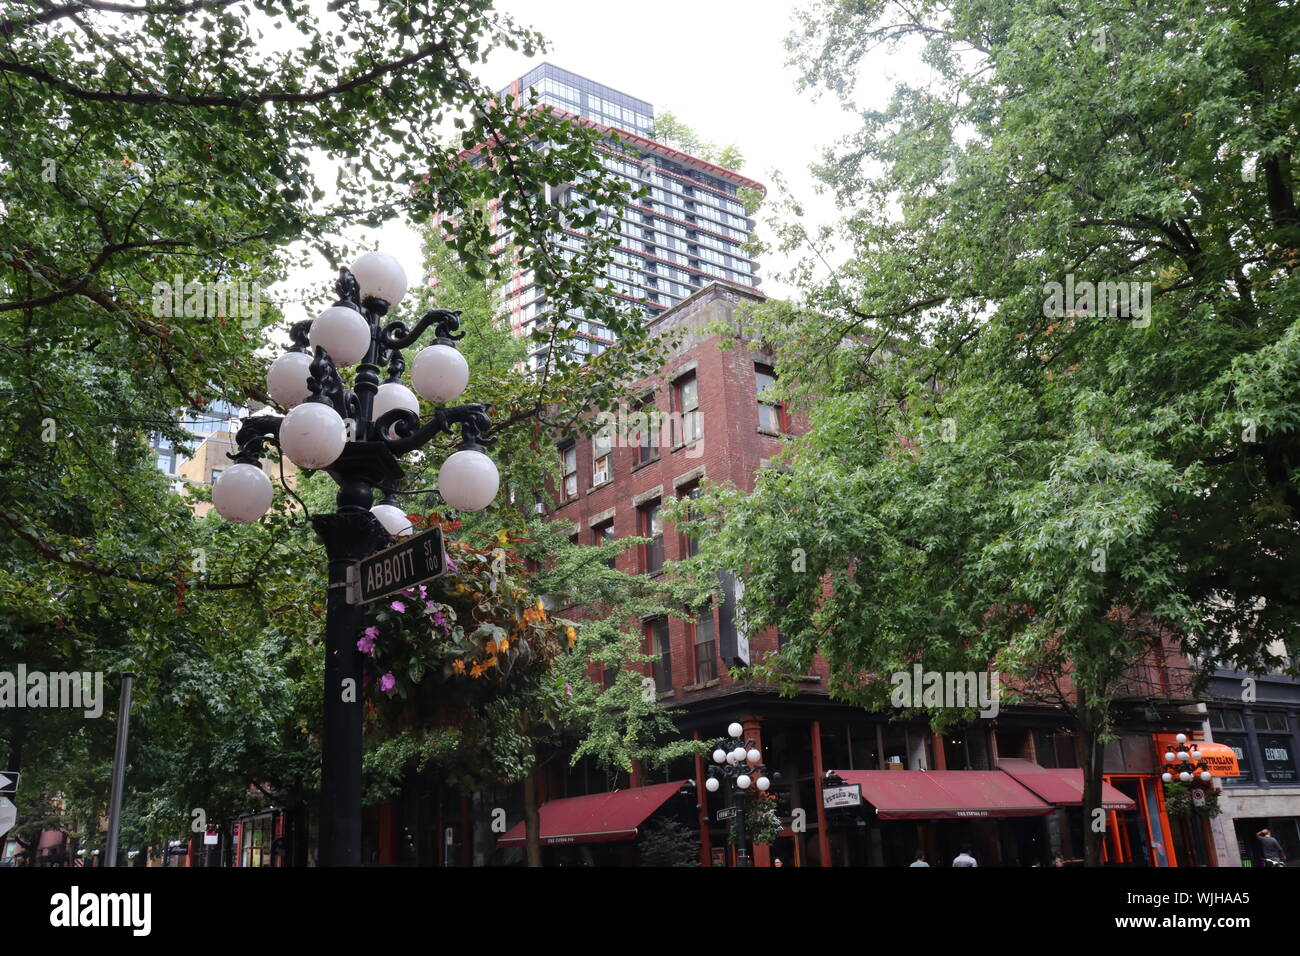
[347,526,446,606]
[0,772,18,794]
[823,784,862,810]
[0,797,16,838]
[716,806,738,821]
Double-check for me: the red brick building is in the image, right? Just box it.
[547,280,818,700]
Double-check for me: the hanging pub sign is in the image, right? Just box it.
[1153,735,1241,778]
[823,784,863,810]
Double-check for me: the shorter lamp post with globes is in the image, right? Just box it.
[705,721,775,867]
[1160,732,1216,787]
[209,251,501,867]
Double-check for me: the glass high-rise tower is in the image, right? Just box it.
[492,64,765,368]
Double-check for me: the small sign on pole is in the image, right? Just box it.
[347,527,446,605]
[716,806,738,821]
[0,772,18,795]
[822,784,863,810]
[0,797,17,838]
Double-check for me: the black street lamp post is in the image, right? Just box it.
[212,253,500,867]
[705,721,775,868]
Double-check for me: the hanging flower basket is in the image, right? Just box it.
[357,519,573,715]
[1162,780,1221,819]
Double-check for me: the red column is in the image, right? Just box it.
[932,729,947,770]
[693,731,712,866]
[460,794,472,866]
[811,720,831,867]
[630,758,643,789]
[742,716,772,867]
[377,802,398,865]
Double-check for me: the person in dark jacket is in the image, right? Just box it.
[1257,828,1287,864]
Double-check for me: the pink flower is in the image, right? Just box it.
[565,682,574,698]
[364,625,379,640]
[379,673,396,694]
[419,585,428,600]
[356,634,375,655]
[390,600,406,614]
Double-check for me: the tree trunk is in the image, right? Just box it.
[1078,685,1108,867]
[522,768,542,868]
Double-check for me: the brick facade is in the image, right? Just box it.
[545,280,830,701]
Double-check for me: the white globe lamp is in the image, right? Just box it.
[266,351,314,408]
[350,251,408,309]
[712,749,726,765]
[309,306,370,367]
[411,343,469,403]
[728,722,743,739]
[372,381,420,427]
[705,777,720,793]
[438,447,499,512]
[279,402,346,469]
[736,775,751,790]
[756,776,770,791]
[747,748,761,764]
[211,463,273,523]
[371,502,414,538]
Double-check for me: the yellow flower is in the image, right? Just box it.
[566,626,577,649]
[498,638,509,652]
[452,659,465,674]
[484,655,499,669]
[485,640,497,654]
[470,662,484,678]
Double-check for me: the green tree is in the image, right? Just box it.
[694,0,1300,867]
[651,110,745,170]
[0,1,656,857]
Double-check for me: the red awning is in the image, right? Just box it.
[836,770,1053,820]
[496,780,689,847]
[997,759,1136,810]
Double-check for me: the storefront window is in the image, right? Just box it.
[1259,734,1297,783]
[1141,779,1170,867]
[240,813,272,868]
[1217,734,1254,784]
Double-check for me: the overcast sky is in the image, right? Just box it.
[275,0,909,323]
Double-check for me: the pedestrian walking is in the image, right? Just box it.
[909,849,930,867]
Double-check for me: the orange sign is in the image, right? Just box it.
[1154,736,1240,778]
